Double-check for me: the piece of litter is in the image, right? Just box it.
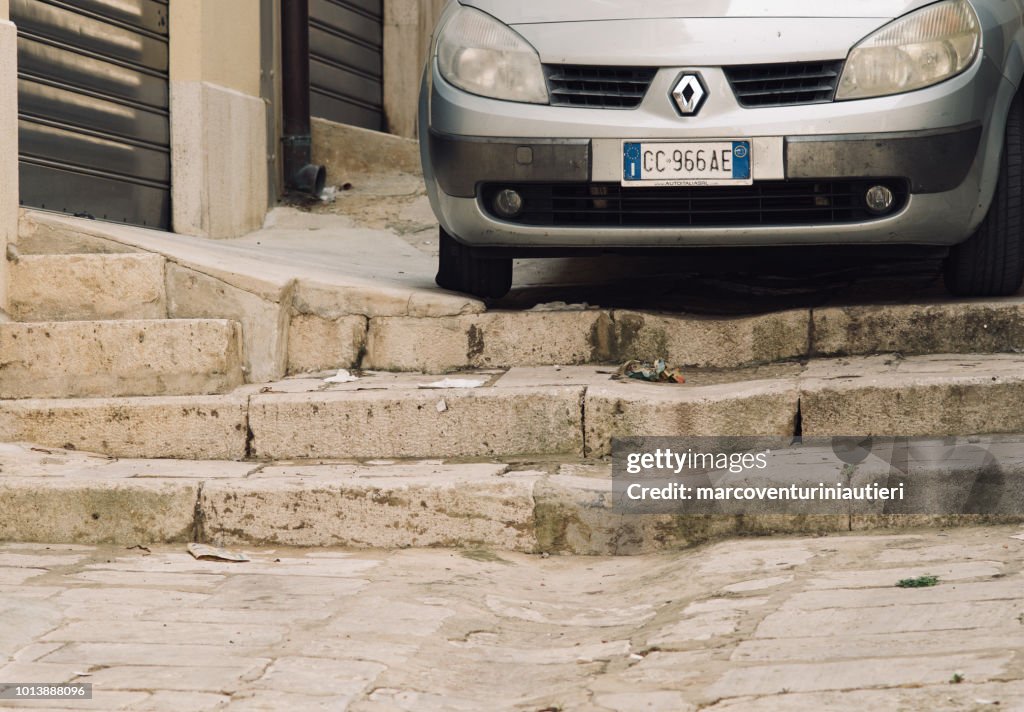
[436,399,448,413]
[420,378,486,389]
[528,301,591,312]
[615,359,686,384]
[187,543,250,563]
[73,672,92,677]
[319,186,338,204]
[1010,532,1024,541]
[126,544,151,554]
[325,369,360,384]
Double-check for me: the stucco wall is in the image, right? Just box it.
[170,0,262,98]
[169,0,269,238]
[384,0,446,138]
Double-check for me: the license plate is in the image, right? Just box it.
[623,141,752,187]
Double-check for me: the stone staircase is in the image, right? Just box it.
[3,210,1024,552]
[6,243,1024,460]
[5,247,244,398]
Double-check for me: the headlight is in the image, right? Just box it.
[436,6,548,104]
[836,0,981,101]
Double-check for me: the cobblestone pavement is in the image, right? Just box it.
[0,527,1021,711]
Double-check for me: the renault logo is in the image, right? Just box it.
[671,73,708,116]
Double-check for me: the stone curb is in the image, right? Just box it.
[1,461,1020,555]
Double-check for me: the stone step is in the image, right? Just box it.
[358,300,1024,374]
[0,394,249,460]
[0,320,245,399]
[20,210,1024,377]
[1,443,1019,554]
[9,253,167,322]
[3,354,1024,460]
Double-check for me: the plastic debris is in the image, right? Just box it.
[615,359,686,384]
[420,378,486,389]
[436,399,449,413]
[325,369,360,384]
[187,543,250,563]
[319,186,338,204]
[528,301,591,312]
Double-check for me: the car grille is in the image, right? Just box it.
[481,181,908,228]
[545,65,658,109]
[724,61,845,108]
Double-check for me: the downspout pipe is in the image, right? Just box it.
[281,0,326,196]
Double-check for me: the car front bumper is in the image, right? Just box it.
[422,50,1018,250]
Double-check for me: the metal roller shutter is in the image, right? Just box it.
[12,0,171,229]
[309,0,383,131]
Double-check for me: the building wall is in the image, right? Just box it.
[0,0,15,313]
[169,0,270,239]
[383,0,445,138]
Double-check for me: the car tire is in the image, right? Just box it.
[945,93,1024,297]
[435,227,513,299]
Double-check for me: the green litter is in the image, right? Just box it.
[616,359,686,384]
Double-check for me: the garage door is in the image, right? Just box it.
[12,0,171,229]
[309,0,384,131]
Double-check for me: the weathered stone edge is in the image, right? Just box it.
[2,475,1019,556]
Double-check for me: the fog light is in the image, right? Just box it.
[865,185,895,215]
[493,189,524,218]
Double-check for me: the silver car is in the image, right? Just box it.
[419,0,1024,299]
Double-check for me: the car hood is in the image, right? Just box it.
[460,0,934,24]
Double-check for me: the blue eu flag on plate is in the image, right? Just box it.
[624,143,642,181]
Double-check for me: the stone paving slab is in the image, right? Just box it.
[0,526,1019,710]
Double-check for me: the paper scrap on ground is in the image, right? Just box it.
[325,369,360,384]
[420,378,486,389]
[187,543,250,563]
[436,399,448,413]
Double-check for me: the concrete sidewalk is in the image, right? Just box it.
[0,527,1021,711]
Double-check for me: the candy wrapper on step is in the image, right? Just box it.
[615,359,686,384]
